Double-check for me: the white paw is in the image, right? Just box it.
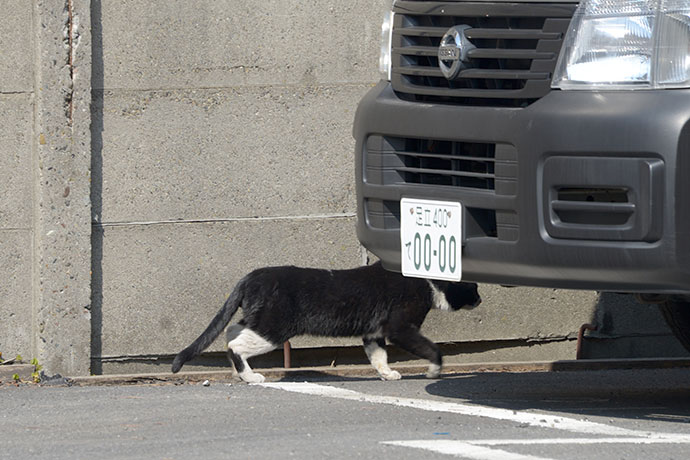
[426,364,442,379]
[240,372,266,384]
[381,370,402,381]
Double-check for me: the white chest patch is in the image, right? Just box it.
[427,281,452,311]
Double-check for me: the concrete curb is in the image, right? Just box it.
[66,357,690,386]
[0,364,34,383]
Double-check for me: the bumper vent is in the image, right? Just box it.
[553,187,634,226]
[543,156,664,241]
[391,1,576,107]
[363,136,519,241]
[365,136,497,190]
[366,199,499,239]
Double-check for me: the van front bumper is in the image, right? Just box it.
[354,82,690,294]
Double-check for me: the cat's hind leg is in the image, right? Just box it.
[363,334,401,381]
[226,324,278,383]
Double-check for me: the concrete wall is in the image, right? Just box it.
[1,1,686,376]
[0,0,34,365]
[90,0,387,372]
[1,0,92,374]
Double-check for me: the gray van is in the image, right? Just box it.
[353,0,690,348]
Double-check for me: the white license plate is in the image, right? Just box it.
[400,198,462,281]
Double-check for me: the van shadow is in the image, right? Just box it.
[425,367,690,423]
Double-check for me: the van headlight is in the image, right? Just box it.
[379,10,395,81]
[552,0,690,90]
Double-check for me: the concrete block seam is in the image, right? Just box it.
[92,82,378,94]
[94,212,357,228]
[67,0,75,125]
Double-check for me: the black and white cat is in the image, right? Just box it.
[172,261,481,383]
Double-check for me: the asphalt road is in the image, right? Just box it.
[3,367,690,459]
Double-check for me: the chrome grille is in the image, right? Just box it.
[391,1,576,107]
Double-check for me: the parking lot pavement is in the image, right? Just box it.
[3,367,690,459]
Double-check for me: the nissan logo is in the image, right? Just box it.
[438,25,475,80]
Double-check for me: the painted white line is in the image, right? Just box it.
[383,440,553,460]
[259,382,690,459]
[258,382,653,437]
[383,436,690,459]
[469,436,690,445]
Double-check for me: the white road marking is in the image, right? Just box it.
[467,436,690,445]
[258,382,652,437]
[383,436,690,460]
[383,440,552,460]
[259,382,690,459]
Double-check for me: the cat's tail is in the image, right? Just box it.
[171,283,244,373]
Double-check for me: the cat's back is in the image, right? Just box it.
[238,262,430,336]
[242,261,425,300]
[241,262,411,295]
[244,264,330,285]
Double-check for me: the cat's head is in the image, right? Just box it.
[441,281,482,311]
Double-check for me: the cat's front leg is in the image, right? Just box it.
[426,363,442,379]
[388,325,443,379]
[363,335,401,381]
